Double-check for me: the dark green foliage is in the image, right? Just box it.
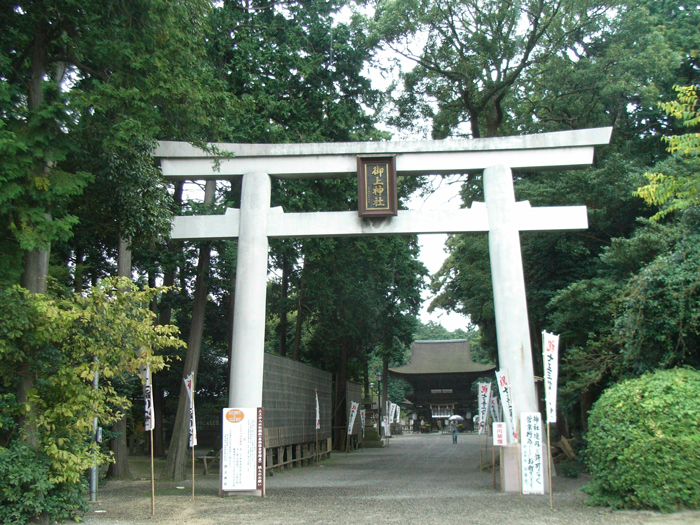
[0,443,89,524]
[584,368,700,512]
[387,377,413,404]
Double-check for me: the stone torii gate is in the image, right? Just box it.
[156,127,612,492]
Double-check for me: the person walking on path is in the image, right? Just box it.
[450,419,458,444]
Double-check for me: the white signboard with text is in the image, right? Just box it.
[520,412,544,494]
[493,422,507,446]
[221,408,264,493]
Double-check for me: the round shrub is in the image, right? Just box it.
[584,368,700,512]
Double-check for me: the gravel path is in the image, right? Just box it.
[83,433,700,525]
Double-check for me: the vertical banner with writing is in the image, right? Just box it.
[389,403,397,425]
[360,409,366,437]
[542,331,560,424]
[142,364,155,432]
[183,372,197,447]
[477,383,492,435]
[384,401,391,437]
[489,396,500,423]
[221,408,264,492]
[347,401,359,435]
[315,390,320,430]
[521,412,544,494]
[396,405,401,424]
[495,370,518,443]
[493,422,507,446]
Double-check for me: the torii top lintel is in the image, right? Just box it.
[156,127,612,180]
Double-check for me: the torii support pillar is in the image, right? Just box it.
[228,171,271,409]
[485,164,550,493]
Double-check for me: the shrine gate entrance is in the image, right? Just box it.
[155,127,612,495]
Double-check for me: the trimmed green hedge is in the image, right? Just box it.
[584,368,700,512]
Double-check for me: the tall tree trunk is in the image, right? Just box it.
[292,256,307,360]
[153,385,165,457]
[156,181,183,456]
[147,268,166,456]
[161,181,215,481]
[107,237,133,479]
[363,361,370,408]
[381,359,389,436]
[16,30,50,466]
[74,248,85,294]
[333,337,348,451]
[159,182,183,326]
[279,255,290,357]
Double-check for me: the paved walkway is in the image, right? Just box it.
[84,433,700,525]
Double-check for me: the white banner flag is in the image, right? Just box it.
[315,389,320,430]
[389,403,397,424]
[347,401,359,435]
[489,396,500,423]
[142,364,155,432]
[183,372,197,447]
[521,412,545,494]
[495,370,518,443]
[396,405,401,423]
[477,383,492,435]
[360,409,366,437]
[542,331,560,423]
[385,401,391,437]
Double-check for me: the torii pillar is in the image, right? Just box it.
[156,127,612,495]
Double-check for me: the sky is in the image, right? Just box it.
[405,176,472,333]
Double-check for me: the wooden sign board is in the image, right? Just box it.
[357,156,397,217]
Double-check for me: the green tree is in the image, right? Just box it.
[0,278,183,523]
[368,0,618,139]
[636,85,700,219]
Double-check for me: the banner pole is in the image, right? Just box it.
[499,446,503,492]
[547,422,554,509]
[516,437,523,500]
[191,444,195,501]
[150,429,155,516]
[492,433,496,489]
[479,433,483,475]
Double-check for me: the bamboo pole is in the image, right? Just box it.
[150,430,155,516]
[547,422,554,509]
[516,442,523,501]
[479,433,483,475]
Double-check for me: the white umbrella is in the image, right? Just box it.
[447,415,464,421]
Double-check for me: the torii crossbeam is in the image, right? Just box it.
[156,127,612,495]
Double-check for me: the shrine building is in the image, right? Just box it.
[389,340,495,430]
